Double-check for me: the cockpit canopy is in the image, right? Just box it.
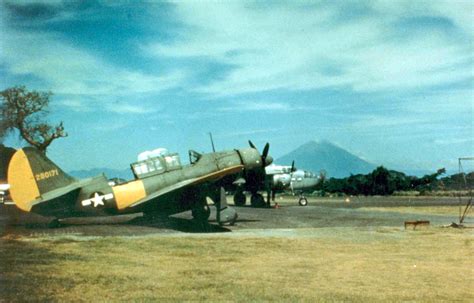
[282,167,292,173]
[131,148,182,179]
[188,150,202,164]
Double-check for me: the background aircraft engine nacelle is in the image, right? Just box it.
[273,174,291,189]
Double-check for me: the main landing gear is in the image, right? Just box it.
[298,195,308,206]
[233,190,269,208]
[194,187,237,227]
[250,193,266,208]
[233,190,246,206]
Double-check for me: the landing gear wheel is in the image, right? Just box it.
[48,218,61,228]
[299,197,308,206]
[251,193,266,208]
[234,191,246,206]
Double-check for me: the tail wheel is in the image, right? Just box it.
[299,197,308,206]
[234,191,246,206]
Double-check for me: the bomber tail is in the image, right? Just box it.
[7,147,76,211]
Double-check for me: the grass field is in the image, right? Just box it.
[1,227,472,302]
[361,206,462,216]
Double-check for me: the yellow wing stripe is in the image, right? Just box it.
[113,180,147,210]
[190,165,244,185]
[7,149,40,212]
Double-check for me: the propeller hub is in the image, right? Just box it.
[265,155,273,166]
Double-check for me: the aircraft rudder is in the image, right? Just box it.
[7,147,75,211]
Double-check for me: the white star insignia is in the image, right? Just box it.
[91,192,105,207]
[81,193,114,207]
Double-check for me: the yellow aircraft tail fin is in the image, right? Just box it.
[7,147,75,211]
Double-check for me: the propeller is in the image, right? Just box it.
[290,160,296,173]
[262,143,270,160]
[319,169,327,183]
[248,140,257,149]
[248,140,273,167]
[248,140,273,207]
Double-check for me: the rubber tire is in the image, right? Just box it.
[251,194,265,208]
[299,197,308,206]
[234,191,246,206]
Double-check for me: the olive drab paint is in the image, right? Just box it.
[6,144,271,226]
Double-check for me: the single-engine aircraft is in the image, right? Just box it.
[7,143,273,228]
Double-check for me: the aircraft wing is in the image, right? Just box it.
[129,165,244,208]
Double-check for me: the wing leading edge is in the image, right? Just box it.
[128,165,244,209]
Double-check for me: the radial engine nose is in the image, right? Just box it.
[238,148,262,170]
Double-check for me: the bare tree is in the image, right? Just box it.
[1,86,67,153]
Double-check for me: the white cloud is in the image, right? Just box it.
[59,98,91,112]
[144,1,473,97]
[434,138,474,145]
[218,101,311,112]
[216,128,281,139]
[105,103,152,114]
[1,29,184,95]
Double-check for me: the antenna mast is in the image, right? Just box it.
[209,132,216,152]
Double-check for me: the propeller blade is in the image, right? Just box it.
[291,160,295,172]
[319,169,327,182]
[264,155,273,166]
[262,142,270,159]
[248,140,257,149]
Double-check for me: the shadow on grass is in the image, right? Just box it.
[0,238,62,301]
[127,216,232,233]
[1,210,232,235]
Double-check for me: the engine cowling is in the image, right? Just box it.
[272,174,291,190]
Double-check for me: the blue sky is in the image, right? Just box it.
[1,0,473,175]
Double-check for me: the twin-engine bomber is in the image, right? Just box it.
[7,144,273,227]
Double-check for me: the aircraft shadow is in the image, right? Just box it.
[127,216,232,233]
[232,219,261,223]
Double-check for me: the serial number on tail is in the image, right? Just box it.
[35,169,59,181]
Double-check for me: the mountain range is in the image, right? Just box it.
[276,140,376,178]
